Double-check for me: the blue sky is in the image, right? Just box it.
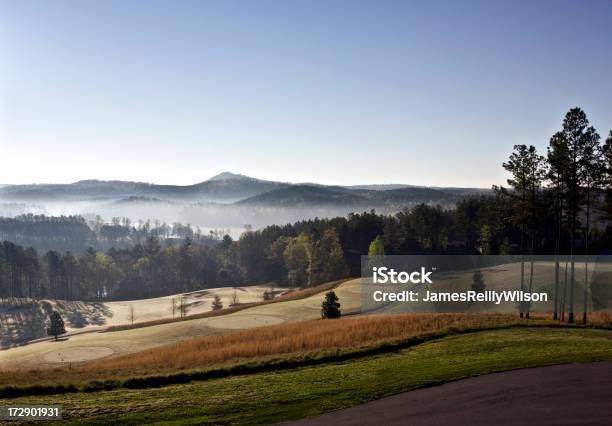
[1,0,611,187]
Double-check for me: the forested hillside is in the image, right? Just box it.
[1,108,611,309]
[0,214,219,252]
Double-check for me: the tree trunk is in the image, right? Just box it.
[568,178,576,323]
[553,182,561,320]
[526,172,536,319]
[519,220,525,318]
[583,182,590,325]
[562,260,568,321]
[569,258,575,323]
[527,256,534,318]
[526,222,535,319]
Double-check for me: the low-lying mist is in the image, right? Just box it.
[0,197,432,239]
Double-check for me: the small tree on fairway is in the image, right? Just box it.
[471,270,486,293]
[47,311,66,341]
[321,290,341,319]
[171,298,178,318]
[128,305,135,325]
[262,288,275,301]
[179,295,190,318]
[469,270,486,308]
[212,295,223,310]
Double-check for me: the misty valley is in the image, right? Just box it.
[2,0,612,420]
[0,172,486,239]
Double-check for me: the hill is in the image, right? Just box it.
[0,279,360,368]
[236,185,365,206]
[0,173,288,203]
[0,284,287,349]
[237,184,476,208]
[0,173,490,234]
[0,172,487,205]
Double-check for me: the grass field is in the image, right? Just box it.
[366,260,612,314]
[2,258,610,425]
[0,284,288,348]
[0,313,527,387]
[1,312,610,390]
[0,279,361,369]
[2,327,611,425]
[2,259,610,371]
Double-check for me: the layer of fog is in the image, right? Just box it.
[0,197,414,239]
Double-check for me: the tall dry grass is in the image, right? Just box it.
[2,311,610,388]
[79,314,525,372]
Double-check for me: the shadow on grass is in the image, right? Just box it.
[0,299,112,348]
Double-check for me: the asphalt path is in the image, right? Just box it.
[283,362,612,425]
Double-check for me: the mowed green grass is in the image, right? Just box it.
[4,327,611,425]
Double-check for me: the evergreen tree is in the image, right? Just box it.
[471,270,486,293]
[581,127,603,324]
[602,131,612,216]
[547,131,569,320]
[525,145,547,318]
[502,144,532,317]
[559,108,597,323]
[47,311,66,341]
[321,290,341,319]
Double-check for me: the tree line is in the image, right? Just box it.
[500,108,612,323]
[0,214,220,253]
[0,108,610,316]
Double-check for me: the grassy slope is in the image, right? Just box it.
[376,261,612,315]
[4,260,608,369]
[0,279,358,369]
[0,313,536,388]
[4,327,611,425]
[105,279,344,332]
[0,284,287,348]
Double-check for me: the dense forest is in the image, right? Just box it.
[1,109,611,318]
[0,214,220,252]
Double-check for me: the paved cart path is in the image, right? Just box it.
[284,362,612,426]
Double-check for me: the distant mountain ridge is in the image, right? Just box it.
[236,183,485,208]
[207,172,255,181]
[235,185,362,206]
[0,172,489,206]
[0,173,289,203]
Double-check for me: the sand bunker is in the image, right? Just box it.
[42,346,114,363]
[206,314,285,330]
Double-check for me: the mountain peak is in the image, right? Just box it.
[207,172,252,182]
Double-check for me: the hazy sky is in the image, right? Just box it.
[1,0,611,187]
